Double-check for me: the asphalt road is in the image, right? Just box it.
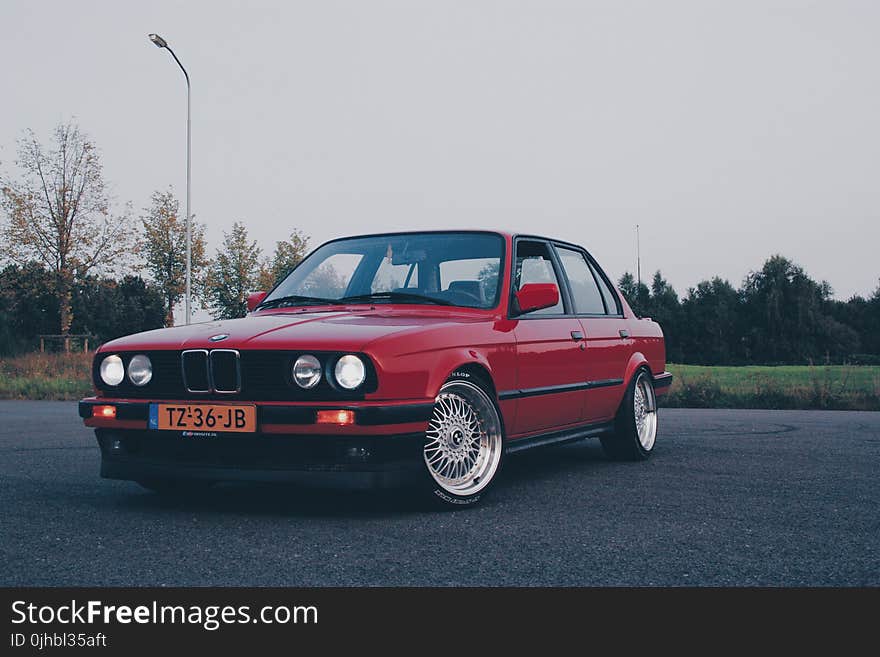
[1,401,878,586]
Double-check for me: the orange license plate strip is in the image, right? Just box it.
[150,403,257,433]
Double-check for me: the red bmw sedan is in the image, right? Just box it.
[80,231,671,508]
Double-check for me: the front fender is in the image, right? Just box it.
[427,349,496,398]
[368,343,516,402]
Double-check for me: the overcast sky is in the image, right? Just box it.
[1,0,878,301]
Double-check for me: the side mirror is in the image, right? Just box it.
[247,291,267,312]
[514,283,559,315]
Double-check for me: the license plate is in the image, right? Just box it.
[149,404,257,433]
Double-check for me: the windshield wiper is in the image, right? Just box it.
[257,294,340,309]
[338,291,454,306]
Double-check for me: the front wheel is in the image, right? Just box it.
[600,368,658,461]
[419,378,504,508]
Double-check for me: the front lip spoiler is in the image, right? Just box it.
[653,372,674,389]
[78,399,434,426]
[96,429,425,489]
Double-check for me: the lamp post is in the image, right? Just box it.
[636,223,641,288]
[148,33,192,325]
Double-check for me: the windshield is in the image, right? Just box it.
[262,232,504,309]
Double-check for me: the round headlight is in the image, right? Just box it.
[127,354,153,386]
[99,354,125,386]
[334,354,366,390]
[293,354,322,389]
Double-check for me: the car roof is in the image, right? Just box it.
[320,229,510,240]
[319,229,585,250]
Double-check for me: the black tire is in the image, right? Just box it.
[600,367,658,461]
[417,372,505,509]
[136,478,215,496]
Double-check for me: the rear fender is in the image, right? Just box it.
[624,352,652,387]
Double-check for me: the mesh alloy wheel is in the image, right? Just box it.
[633,370,658,451]
[601,367,659,461]
[423,380,503,497]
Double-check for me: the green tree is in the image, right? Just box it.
[867,282,880,356]
[741,255,832,363]
[618,272,650,317]
[0,121,134,334]
[72,275,165,343]
[206,222,263,319]
[0,262,59,354]
[680,277,743,364]
[257,229,310,291]
[646,271,683,362]
[141,188,208,326]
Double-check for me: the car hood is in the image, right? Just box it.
[99,308,487,353]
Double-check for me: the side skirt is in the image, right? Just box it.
[505,421,615,454]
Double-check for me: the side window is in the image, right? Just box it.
[590,261,620,315]
[556,247,605,314]
[513,241,564,315]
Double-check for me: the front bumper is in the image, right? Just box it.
[81,398,433,489]
[95,429,424,489]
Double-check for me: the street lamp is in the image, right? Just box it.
[148,33,193,325]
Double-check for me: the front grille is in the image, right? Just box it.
[181,349,240,393]
[182,350,209,392]
[209,350,241,393]
[93,350,377,401]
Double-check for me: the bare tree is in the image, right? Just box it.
[0,121,133,333]
[141,188,208,326]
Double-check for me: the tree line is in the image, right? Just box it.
[2,120,878,364]
[617,259,880,365]
[0,121,309,353]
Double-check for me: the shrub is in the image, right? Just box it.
[0,352,93,400]
[665,374,724,408]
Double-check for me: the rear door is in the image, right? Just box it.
[509,239,587,434]
[553,245,632,423]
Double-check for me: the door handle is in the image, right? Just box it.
[571,330,584,341]
[619,329,630,339]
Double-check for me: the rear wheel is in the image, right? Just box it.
[600,368,658,461]
[419,377,504,508]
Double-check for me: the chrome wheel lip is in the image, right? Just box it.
[423,381,502,496]
[634,372,657,451]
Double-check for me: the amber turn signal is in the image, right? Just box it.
[93,405,116,419]
[316,409,355,425]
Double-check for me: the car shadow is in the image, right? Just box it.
[109,439,614,518]
[502,438,612,481]
[113,481,426,518]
